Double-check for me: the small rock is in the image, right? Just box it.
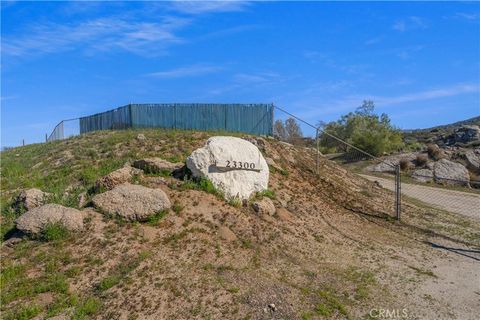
[3,236,23,247]
[252,198,276,216]
[92,183,171,221]
[77,192,88,208]
[15,204,84,235]
[95,166,143,190]
[276,207,292,221]
[136,133,146,141]
[14,188,52,211]
[218,226,237,242]
[133,158,184,174]
[268,303,276,312]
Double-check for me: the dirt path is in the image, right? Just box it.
[360,174,480,219]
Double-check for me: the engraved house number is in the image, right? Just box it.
[226,160,256,170]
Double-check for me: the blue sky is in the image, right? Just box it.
[1,1,479,147]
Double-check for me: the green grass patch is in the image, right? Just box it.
[73,296,101,319]
[256,189,276,200]
[147,209,169,226]
[228,197,242,208]
[3,303,41,320]
[41,222,70,242]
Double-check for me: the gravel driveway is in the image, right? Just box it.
[360,175,480,219]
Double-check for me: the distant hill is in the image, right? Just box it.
[403,116,480,148]
[404,116,480,133]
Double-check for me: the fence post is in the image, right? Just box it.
[315,128,320,174]
[395,164,401,221]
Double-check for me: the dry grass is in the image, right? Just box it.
[1,129,478,319]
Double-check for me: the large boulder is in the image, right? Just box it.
[465,149,480,173]
[412,169,434,183]
[433,159,470,186]
[133,158,183,174]
[92,183,171,221]
[186,136,269,200]
[14,188,52,211]
[15,204,84,235]
[95,166,143,190]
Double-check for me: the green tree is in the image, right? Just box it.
[318,100,404,156]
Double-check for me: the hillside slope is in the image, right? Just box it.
[1,129,479,319]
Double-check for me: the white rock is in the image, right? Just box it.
[186,136,269,200]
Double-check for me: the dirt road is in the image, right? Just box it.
[360,175,480,219]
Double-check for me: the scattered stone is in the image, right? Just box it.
[77,192,88,208]
[412,169,434,183]
[15,204,84,235]
[465,149,480,173]
[14,188,52,211]
[433,159,470,186]
[92,183,171,221]
[276,207,292,221]
[252,198,276,216]
[95,166,143,190]
[268,304,276,312]
[3,235,23,247]
[218,226,237,242]
[186,136,269,200]
[136,133,146,141]
[133,158,184,174]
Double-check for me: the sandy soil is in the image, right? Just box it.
[2,133,480,319]
[360,174,480,219]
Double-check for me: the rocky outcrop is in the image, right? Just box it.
[133,158,184,174]
[252,198,276,216]
[95,166,143,190]
[14,188,51,211]
[444,125,480,146]
[366,153,416,173]
[15,204,84,235]
[186,136,269,200]
[412,169,434,183]
[433,159,470,186]
[465,149,480,173]
[92,183,171,221]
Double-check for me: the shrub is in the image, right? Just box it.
[256,189,276,199]
[171,201,184,214]
[41,222,70,242]
[399,158,412,171]
[427,144,444,160]
[415,154,428,167]
[228,197,242,208]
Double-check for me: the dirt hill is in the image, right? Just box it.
[1,129,479,319]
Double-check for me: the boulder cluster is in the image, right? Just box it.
[9,136,277,243]
[366,146,479,186]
